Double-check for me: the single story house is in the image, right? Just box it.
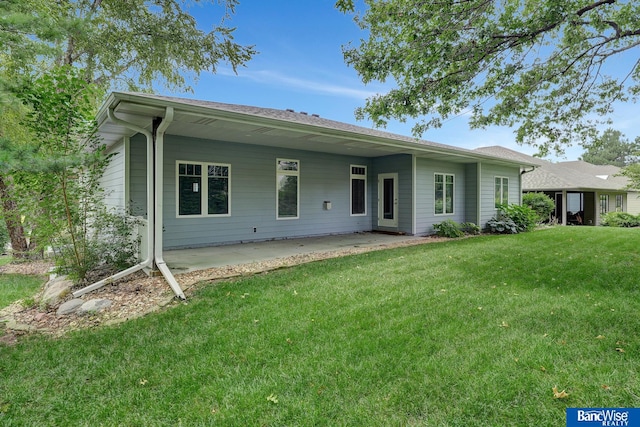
[79,92,534,299]
[475,146,640,225]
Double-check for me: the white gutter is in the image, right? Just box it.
[73,106,185,300]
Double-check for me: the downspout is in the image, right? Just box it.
[520,166,536,205]
[152,107,186,300]
[73,107,185,300]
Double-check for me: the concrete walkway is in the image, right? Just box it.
[163,232,425,273]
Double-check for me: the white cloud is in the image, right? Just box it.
[218,67,379,100]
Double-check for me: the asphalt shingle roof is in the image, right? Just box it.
[475,146,630,191]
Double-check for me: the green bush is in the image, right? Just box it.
[486,204,538,234]
[461,222,481,235]
[523,192,555,223]
[601,212,640,227]
[433,219,464,238]
[433,220,480,238]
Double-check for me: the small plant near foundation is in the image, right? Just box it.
[487,204,538,234]
[433,219,464,238]
[433,220,479,238]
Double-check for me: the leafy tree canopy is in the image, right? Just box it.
[1,0,256,93]
[337,0,640,155]
[580,128,640,166]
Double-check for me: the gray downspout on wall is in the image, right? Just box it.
[73,107,186,300]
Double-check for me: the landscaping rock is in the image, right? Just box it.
[57,299,85,316]
[42,276,74,307]
[78,299,112,315]
[5,320,38,332]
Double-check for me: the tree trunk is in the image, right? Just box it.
[0,173,29,259]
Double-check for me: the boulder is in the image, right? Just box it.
[57,298,85,316]
[41,276,74,307]
[78,299,112,315]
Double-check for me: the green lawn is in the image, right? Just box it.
[1,227,638,426]
[0,258,46,309]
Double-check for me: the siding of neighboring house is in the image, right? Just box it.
[628,191,640,215]
[479,163,521,226]
[100,139,126,211]
[414,157,467,234]
[371,154,413,234]
[157,135,374,249]
[595,191,629,224]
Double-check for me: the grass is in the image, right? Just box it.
[0,227,639,426]
[0,257,46,309]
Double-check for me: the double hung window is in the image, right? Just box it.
[494,177,509,208]
[177,162,230,217]
[435,173,454,215]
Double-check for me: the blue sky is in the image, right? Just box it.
[170,0,640,162]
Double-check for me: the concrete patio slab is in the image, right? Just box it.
[163,232,425,274]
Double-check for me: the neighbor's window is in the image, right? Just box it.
[177,161,230,217]
[435,173,454,214]
[615,194,623,212]
[277,159,299,219]
[600,194,609,214]
[495,177,509,208]
[350,165,367,216]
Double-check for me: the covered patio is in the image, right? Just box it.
[163,232,427,274]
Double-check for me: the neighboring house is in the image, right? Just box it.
[88,92,533,298]
[475,146,640,225]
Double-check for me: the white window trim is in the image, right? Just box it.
[350,164,367,216]
[176,160,231,218]
[276,158,300,220]
[495,176,509,209]
[434,172,455,215]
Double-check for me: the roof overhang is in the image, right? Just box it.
[96,92,535,167]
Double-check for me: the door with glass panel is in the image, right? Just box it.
[378,173,398,227]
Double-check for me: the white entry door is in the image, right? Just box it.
[378,173,398,228]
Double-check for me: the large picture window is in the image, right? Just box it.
[350,165,367,216]
[495,177,509,208]
[277,159,299,219]
[177,161,230,217]
[434,173,454,215]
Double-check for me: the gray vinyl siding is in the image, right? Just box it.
[100,140,126,211]
[479,163,521,226]
[415,157,467,234]
[159,135,373,249]
[371,154,413,234]
[129,134,148,217]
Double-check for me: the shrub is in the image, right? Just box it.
[53,209,141,281]
[433,220,480,238]
[486,204,538,234]
[461,222,481,235]
[433,219,464,238]
[601,212,640,227]
[522,192,555,223]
